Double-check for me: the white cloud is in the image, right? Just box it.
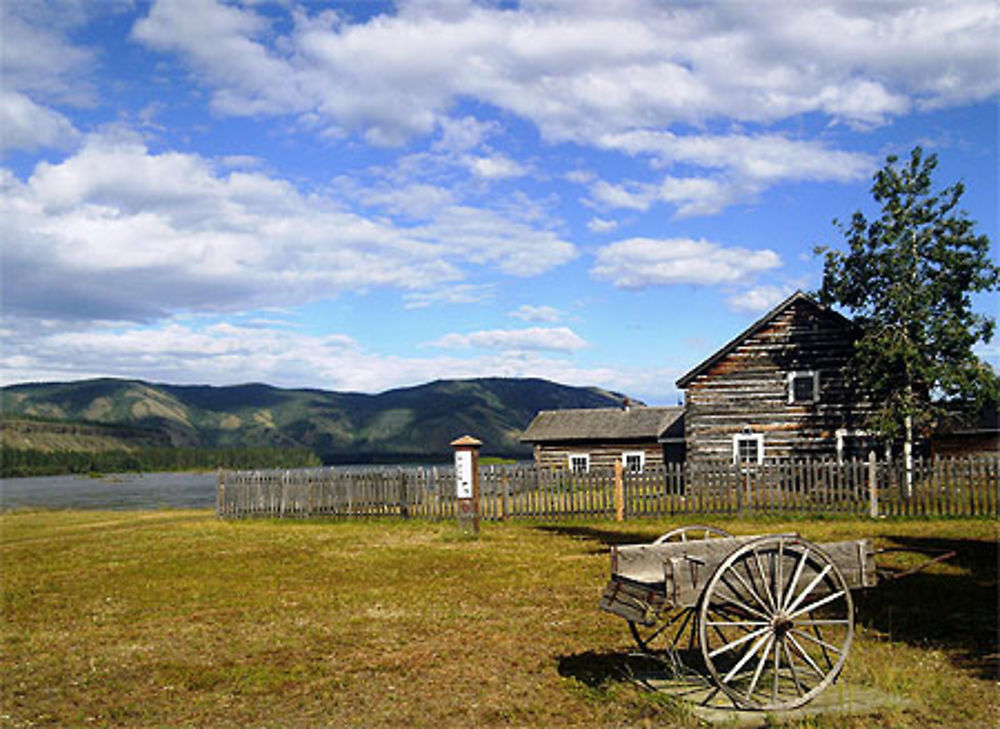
[0,318,614,395]
[429,327,587,352]
[0,91,80,152]
[591,237,781,289]
[461,154,529,180]
[727,285,792,314]
[509,305,564,323]
[130,0,998,145]
[589,180,654,212]
[590,132,875,217]
[2,133,575,323]
[587,217,618,234]
[403,284,496,310]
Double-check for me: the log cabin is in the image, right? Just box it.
[676,291,874,465]
[520,404,684,472]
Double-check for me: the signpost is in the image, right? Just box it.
[451,435,482,533]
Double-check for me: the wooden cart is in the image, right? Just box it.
[599,526,880,711]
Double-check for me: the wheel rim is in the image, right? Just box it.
[697,536,854,711]
[629,525,734,654]
[653,524,733,544]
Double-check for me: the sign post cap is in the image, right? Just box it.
[450,435,483,448]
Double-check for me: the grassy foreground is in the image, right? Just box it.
[0,512,996,728]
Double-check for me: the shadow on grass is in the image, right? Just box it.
[532,524,663,553]
[557,650,675,689]
[858,535,998,680]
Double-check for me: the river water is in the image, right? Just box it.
[1,472,219,510]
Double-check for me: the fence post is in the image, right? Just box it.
[216,469,225,517]
[501,471,509,521]
[398,469,409,519]
[614,460,624,522]
[867,451,879,518]
[451,435,482,533]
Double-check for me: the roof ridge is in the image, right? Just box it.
[675,290,852,389]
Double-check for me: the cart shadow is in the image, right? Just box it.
[533,524,669,554]
[557,649,696,688]
[855,535,997,680]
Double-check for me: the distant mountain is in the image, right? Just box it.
[0,377,631,462]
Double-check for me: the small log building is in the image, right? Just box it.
[520,405,684,472]
[676,291,873,465]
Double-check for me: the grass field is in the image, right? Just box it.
[1,511,996,728]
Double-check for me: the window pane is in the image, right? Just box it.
[738,438,759,463]
[791,373,817,402]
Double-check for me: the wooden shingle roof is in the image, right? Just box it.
[520,406,684,444]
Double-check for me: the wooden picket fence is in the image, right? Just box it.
[216,455,999,521]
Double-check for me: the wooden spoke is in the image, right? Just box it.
[783,640,805,697]
[786,633,827,679]
[785,564,833,615]
[753,548,777,611]
[789,589,847,620]
[744,635,775,700]
[698,536,854,711]
[720,572,772,620]
[781,548,810,611]
[789,628,844,656]
[708,626,771,659]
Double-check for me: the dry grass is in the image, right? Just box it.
[1,511,996,728]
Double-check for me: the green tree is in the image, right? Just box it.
[816,146,999,475]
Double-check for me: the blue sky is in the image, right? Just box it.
[2,0,997,405]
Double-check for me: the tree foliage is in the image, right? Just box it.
[1,445,322,478]
[816,146,999,442]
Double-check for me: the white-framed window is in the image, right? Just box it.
[568,453,590,473]
[733,433,764,465]
[836,429,872,464]
[622,451,645,473]
[787,370,820,404]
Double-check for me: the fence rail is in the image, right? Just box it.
[216,456,999,521]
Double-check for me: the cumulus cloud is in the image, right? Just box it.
[130,0,998,145]
[587,217,618,234]
[591,237,781,289]
[0,91,80,152]
[727,285,793,314]
[509,305,564,323]
[0,318,614,394]
[589,133,875,217]
[429,327,587,352]
[1,134,575,323]
[403,284,496,309]
[461,154,529,180]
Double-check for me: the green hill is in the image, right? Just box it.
[1,377,630,463]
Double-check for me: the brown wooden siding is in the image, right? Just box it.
[533,441,665,471]
[685,298,870,464]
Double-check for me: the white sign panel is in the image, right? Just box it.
[455,450,473,499]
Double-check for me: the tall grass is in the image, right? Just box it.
[1,512,996,727]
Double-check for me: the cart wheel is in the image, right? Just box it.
[652,525,733,544]
[629,525,734,653]
[697,535,853,711]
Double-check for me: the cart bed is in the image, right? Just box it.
[600,534,876,625]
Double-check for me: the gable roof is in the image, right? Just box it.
[520,406,684,444]
[675,290,853,389]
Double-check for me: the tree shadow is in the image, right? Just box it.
[857,535,998,680]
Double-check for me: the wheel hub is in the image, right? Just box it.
[771,613,793,638]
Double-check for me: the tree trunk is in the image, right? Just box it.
[904,413,913,499]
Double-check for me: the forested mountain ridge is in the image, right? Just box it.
[1,377,630,462]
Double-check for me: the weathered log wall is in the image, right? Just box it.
[684,297,870,464]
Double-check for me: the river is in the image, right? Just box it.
[1,472,219,510]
